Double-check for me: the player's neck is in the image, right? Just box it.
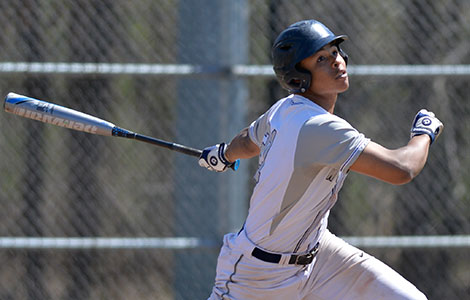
[298,91,337,113]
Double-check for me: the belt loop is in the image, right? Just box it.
[278,254,291,265]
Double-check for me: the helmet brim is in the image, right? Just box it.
[325,34,348,47]
[296,34,348,63]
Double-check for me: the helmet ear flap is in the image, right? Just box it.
[281,67,311,94]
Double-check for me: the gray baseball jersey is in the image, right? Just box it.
[246,93,369,253]
[208,94,428,300]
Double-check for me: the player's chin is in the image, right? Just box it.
[337,79,350,93]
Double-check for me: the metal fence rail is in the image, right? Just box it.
[0,236,468,249]
[0,237,217,249]
[2,62,470,76]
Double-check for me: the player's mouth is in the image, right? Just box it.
[336,70,347,79]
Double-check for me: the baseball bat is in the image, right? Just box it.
[3,92,203,157]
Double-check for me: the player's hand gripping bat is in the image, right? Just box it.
[3,92,238,170]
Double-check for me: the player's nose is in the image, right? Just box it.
[332,53,343,69]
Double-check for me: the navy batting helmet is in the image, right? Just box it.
[272,20,348,94]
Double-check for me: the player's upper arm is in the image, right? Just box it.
[248,112,270,148]
[225,127,260,161]
[349,136,431,185]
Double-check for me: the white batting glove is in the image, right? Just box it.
[410,109,443,144]
[198,143,239,172]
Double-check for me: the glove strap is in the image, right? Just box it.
[411,129,434,143]
[218,143,231,165]
[219,143,240,171]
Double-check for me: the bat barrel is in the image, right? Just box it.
[4,92,116,136]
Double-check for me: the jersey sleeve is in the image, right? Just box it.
[294,114,370,171]
[248,112,270,147]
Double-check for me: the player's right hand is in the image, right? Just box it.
[410,109,443,144]
[198,143,240,172]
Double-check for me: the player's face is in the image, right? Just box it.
[299,44,349,96]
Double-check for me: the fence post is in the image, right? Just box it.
[175,0,248,299]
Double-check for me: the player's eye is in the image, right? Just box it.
[317,56,326,62]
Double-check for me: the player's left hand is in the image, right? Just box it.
[198,143,240,172]
[410,109,443,144]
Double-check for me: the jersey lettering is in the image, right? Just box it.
[254,129,277,183]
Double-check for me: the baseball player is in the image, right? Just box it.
[199,19,443,300]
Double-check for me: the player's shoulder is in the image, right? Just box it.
[269,94,325,119]
[305,111,353,128]
[300,112,360,142]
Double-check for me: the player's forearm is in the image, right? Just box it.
[391,135,431,181]
[351,135,431,185]
[225,127,260,162]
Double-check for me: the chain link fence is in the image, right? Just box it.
[0,0,469,299]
